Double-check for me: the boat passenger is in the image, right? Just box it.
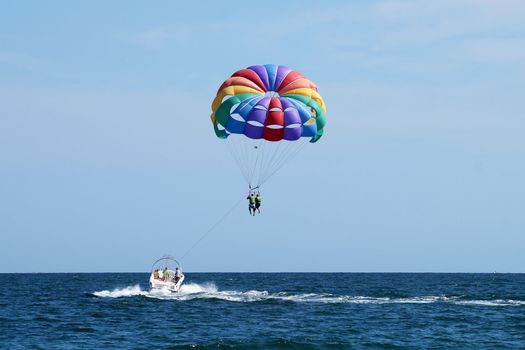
[153,269,159,279]
[162,267,169,281]
[175,267,183,282]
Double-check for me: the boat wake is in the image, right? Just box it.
[91,283,525,307]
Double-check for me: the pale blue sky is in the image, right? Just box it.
[1,1,524,272]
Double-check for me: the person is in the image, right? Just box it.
[162,267,169,281]
[174,267,183,283]
[255,193,262,213]
[247,192,256,216]
[153,269,159,279]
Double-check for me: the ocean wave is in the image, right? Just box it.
[91,283,525,306]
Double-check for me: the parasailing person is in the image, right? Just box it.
[255,192,262,214]
[247,190,257,216]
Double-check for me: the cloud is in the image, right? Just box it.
[318,0,525,66]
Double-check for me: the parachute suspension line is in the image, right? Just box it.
[260,138,309,187]
[237,137,253,183]
[225,138,242,180]
[257,141,279,187]
[243,136,255,187]
[275,140,308,178]
[245,140,255,184]
[271,139,306,178]
[226,135,309,189]
[232,138,247,178]
[226,137,250,184]
[271,141,294,173]
[255,140,268,186]
[258,140,283,186]
[258,141,290,186]
[260,138,297,186]
[241,137,250,187]
[241,138,254,183]
[249,139,264,187]
[181,194,245,260]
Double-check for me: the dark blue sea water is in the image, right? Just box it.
[1,273,525,349]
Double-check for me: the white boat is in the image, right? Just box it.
[149,256,185,292]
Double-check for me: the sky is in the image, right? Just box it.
[1,0,524,272]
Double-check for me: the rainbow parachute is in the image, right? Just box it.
[210,64,327,188]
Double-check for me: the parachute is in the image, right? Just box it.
[211,64,327,189]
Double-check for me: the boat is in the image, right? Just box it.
[149,256,185,292]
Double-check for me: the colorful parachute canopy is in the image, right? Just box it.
[211,64,326,143]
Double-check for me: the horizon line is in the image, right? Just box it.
[0,271,521,274]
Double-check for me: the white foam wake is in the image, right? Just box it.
[91,283,525,306]
[92,285,145,298]
[453,299,525,307]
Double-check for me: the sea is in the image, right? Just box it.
[1,273,524,349]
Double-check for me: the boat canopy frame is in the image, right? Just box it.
[150,256,182,272]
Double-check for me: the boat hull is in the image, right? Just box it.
[149,274,184,292]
